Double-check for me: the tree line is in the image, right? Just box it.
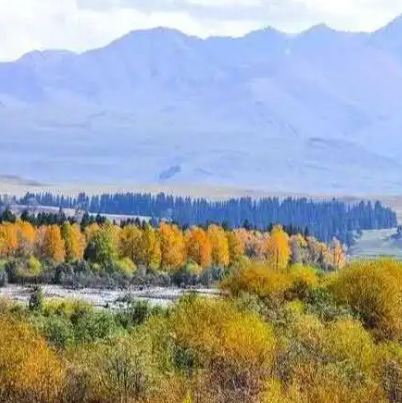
[0,212,345,286]
[15,192,398,245]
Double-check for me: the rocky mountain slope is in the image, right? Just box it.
[2,18,402,193]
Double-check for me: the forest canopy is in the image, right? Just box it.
[12,192,398,245]
[0,213,345,288]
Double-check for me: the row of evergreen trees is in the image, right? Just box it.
[16,192,398,245]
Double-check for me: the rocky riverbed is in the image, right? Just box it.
[0,285,220,309]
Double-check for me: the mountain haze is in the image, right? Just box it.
[2,18,402,193]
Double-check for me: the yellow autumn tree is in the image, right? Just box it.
[61,222,86,261]
[172,298,276,401]
[329,260,402,340]
[119,225,143,263]
[159,223,186,271]
[207,225,230,267]
[85,223,101,242]
[43,225,65,262]
[0,223,18,257]
[186,227,212,268]
[138,226,161,269]
[226,231,245,266]
[17,221,36,257]
[264,225,291,270]
[0,317,65,402]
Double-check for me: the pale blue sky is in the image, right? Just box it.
[1,0,402,60]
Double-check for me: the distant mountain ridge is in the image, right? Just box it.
[2,18,402,193]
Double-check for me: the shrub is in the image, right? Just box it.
[275,312,383,403]
[172,297,276,402]
[73,310,118,344]
[29,285,44,312]
[286,265,319,301]
[0,316,65,402]
[376,343,402,403]
[114,257,137,278]
[115,300,155,328]
[0,261,8,287]
[68,333,156,403]
[306,287,353,322]
[33,315,74,349]
[221,263,292,302]
[328,260,402,340]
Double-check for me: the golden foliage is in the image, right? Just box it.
[84,223,101,242]
[0,316,64,403]
[138,226,161,269]
[0,218,345,276]
[186,227,212,268]
[160,222,186,271]
[173,297,276,403]
[62,223,86,261]
[208,225,230,267]
[264,225,291,270]
[42,225,65,262]
[17,221,36,256]
[0,223,18,257]
[71,334,156,403]
[221,263,292,301]
[329,260,402,340]
[226,231,245,265]
[119,225,142,262]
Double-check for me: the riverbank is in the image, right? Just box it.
[0,285,220,309]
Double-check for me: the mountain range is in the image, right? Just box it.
[2,17,402,193]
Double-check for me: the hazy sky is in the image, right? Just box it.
[1,0,402,60]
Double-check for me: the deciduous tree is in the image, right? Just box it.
[264,225,290,270]
[159,223,186,271]
[208,225,230,267]
[138,226,161,269]
[119,225,143,263]
[226,231,245,266]
[0,223,18,257]
[62,222,86,261]
[43,225,65,262]
[186,227,212,268]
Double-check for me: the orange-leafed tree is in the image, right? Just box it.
[207,225,230,267]
[43,225,65,262]
[0,223,19,257]
[17,221,36,257]
[62,222,86,261]
[264,225,290,270]
[159,223,186,271]
[186,227,212,268]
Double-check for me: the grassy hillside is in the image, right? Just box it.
[349,228,402,260]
